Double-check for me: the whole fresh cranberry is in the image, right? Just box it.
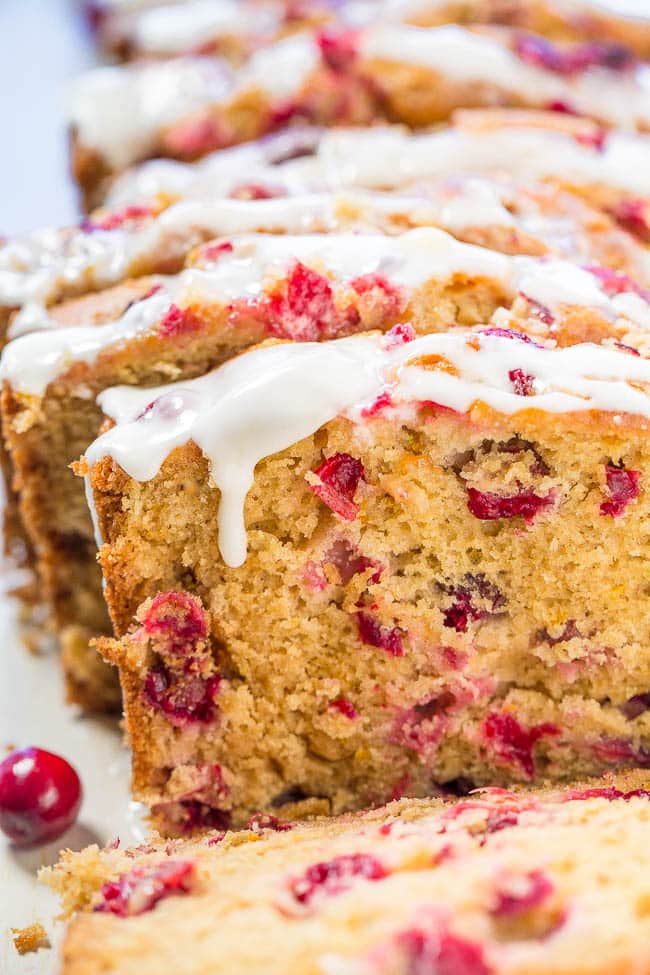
[0,748,82,846]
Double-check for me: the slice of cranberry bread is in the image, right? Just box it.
[87,0,650,62]
[81,325,650,829]
[84,0,323,63]
[4,175,648,341]
[484,0,650,57]
[6,225,650,711]
[86,0,650,62]
[13,111,646,341]
[70,23,650,207]
[105,111,650,245]
[44,772,650,974]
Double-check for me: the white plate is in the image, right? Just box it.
[0,581,144,975]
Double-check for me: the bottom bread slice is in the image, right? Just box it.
[44,772,650,975]
[82,328,650,831]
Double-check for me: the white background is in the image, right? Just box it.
[0,0,91,234]
[0,4,142,972]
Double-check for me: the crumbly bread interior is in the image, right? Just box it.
[91,399,650,829]
[44,772,650,975]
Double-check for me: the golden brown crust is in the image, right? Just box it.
[70,130,113,214]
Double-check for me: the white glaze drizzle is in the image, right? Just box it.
[125,0,437,55]
[1,289,175,396]
[108,120,650,208]
[72,18,650,168]
[68,57,234,169]
[0,184,514,325]
[360,24,650,130]
[69,32,320,167]
[236,32,320,99]
[133,0,280,54]
[109,0,650,59]
[3,226,648,396]
[86,329,650,567]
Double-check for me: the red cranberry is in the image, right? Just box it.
[361,390,395,418]
[356,611,404,656]
[575,127,608,152]
[491,870,553,917]
[483,712,559,779]
[513,32,635,76]
[390,772,413,801]
[233,260,370,340]
[564,786,625,801]
[0,748,82,846]
[164,116,226,158]
[179,801,230,832]
[81,204,153,233]
[610,198,650,242]
[485,810,519,834]
[586,264,650,304]
[386,322,416,346]
[329,698,359,719]
[520,294,555,326]
[350,273,404,321]
[141,591,208,652]
[247,813,293,833]
[479,327,541,346]
[615,342,641,356]
[600,465,641,517]
[322,539,383,586]
[591,737,650,768]
[565,785,650,801]
[269,98,300,128]
[158,303,205,338]
[228,183,284,200]
[443,596,474,632]
[514,33,567,72]
[317,28,359,72]
[95,859,196,917]
[289,853,387,905]
[393,692,456,756]
[441,574,505,633]
[466,488,554,524]
[547,98,578,114]
[200,240,234,262]
[265,261,352,340]
[621,693,650,720]
[143,667,221,726]
[396,926,493,975]
[310,452,365,521]
[536,619,581,646]
[156,799,231,835]
[508,368,535,396]
[140,283,163,302]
